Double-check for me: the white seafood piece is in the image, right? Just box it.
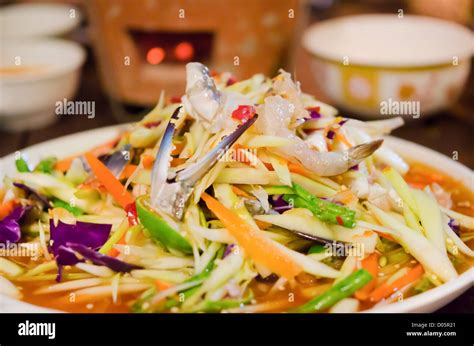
[183,62,221,123]
[304,130,328,152]
[348,126,409,174]
[256,96,383,177]
[183,62,253,133]
[272,69,308,121]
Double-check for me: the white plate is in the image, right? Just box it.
[0,125,473,313]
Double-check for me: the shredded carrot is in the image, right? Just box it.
[264,160,312,178]
[375,231,396,242]
[55,137,120,172]
[0,200,17,220]
[171,140,185,156]
[107,235,127,257]
[231,186,253,198]
[232,144,256,166]
[120,164,138,180]
[142,155,155,169]
[155,280,174,291]
[171,158,186,167]
[335,129,352,148]
[84,153,134,209]
[55,157,74,172]
[201,192,302,280]
[369,264,424,303]
[255,219,272,230]
[354,253,379,300]
[288,162,311,177]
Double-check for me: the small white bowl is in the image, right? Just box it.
[302,14,474,118]
[0,3,81,38]
[0,39,86,131]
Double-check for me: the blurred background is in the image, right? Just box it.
[0,0,473,313]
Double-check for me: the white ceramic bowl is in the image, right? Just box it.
[302,14,474,118]
[0,39,86,131]
[0,126,472,312]
[0,3,81,38]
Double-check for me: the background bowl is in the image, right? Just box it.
[0,3,81,38]
[0,39,86,131]
[0,125,472,313]
[302,14,474,118]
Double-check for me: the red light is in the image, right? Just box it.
[174,42,194,61]
[147,47,165,65]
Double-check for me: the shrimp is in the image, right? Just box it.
[256,96,383,176]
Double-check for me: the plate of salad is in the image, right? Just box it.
[0,63,472,313]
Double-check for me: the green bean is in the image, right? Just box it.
[284,183,356,228]
[35,157,57,174]
[15,158,30,173]
[52,198,84,216]
[293,269,372,313]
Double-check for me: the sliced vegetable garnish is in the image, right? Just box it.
[293,269,372,312]
[201,192,302,280]
[52,198,84,216]
[15,157,30,173]
[369,264,424,303]
[13,182,51,208]
[84,152,134,208]
[0,206,30,243]
[354,253,379,301]
[49,219,111,265]
[136,196,192,254]
[231,105,256,123]
[34,157,57,174]
[66,243,142,273]
[283,183,356,228]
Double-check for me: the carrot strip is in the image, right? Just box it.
[264,160,312,178]
[288,162,310,177]
[201,192,302,280]
[55,138,119,172]
[255,219,272,230]
[171,158,186,167]
[0,200,17,220]
[142,155,155,169]
[231,186,253,198]
[107,233,128,257]
[120,164,138,180]
[55,157,74,172]
[84,153,134,208]
[369,264,424,303]
[155,280,173,291]
[335,129,352,148]
[171,140,185,156]
[375,231,396,242]
[354,253,379,300]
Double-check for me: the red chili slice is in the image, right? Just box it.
[125,202,139,226]
[170,96,182,104]
[232,105,256,123]
[336,215,344,226]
